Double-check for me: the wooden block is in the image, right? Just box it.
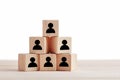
[43,20,59,37]
[18,54,39,71]
[50,37,71,53]
[29,37,48,54]
[57,53,77,71]
[39,54,56,71]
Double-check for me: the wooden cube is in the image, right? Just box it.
[50,37,71,53]
[18,54,39,71]
[43,20,59,37]
[29,37,48,54]
[39,54,56,71]
[57,53,77,71]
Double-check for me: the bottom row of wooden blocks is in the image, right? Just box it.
[18,53,77,71]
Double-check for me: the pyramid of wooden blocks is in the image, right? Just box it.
[18,20,77,71]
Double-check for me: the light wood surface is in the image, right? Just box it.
[0,60,120,80]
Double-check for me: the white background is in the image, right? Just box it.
[0,0,120,60]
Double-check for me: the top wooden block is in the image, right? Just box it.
[43,20,59,37]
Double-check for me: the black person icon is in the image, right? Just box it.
[28,57,37,67]
[59,57,69,67]
[60,40,69,50]
[33,40,42,50]
[46,23,55,33]
[44,57,53,67]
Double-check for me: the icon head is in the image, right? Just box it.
[62,57,67,62]
[48,23,53,28]
[35,40,40,45]
[46,57,51,62]
[30,57,35,62]
[62,40,67,44]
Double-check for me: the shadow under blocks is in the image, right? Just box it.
[18,20,77,71]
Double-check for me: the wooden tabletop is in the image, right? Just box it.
[0,60,120,80]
